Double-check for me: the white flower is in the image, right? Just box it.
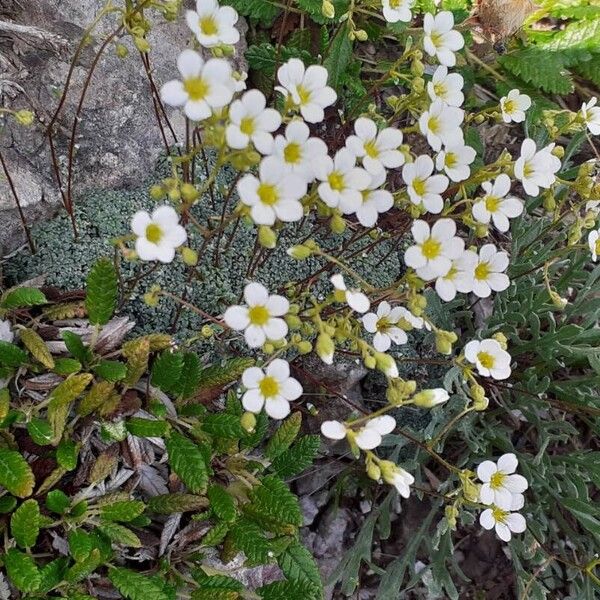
[346,118,404,176]
[131,206,187,263]
[355,170,394,227]
[382,0,413,23]
[477,453,528,510]
[427,66,464,107]
[586,200,600,215]
[241,359,302,419]
[580,97,600,135]
[589,229,600,261]
[467,244,510,297]
[225,90,281,154]
[395,307,425,330]
[404,218,464,280]
[330,274,370,313]
[464,338,512,380]
[403,155,449,214]
[315,148,371,214]
[434,251,477,301]
[514,138,561,197]
[419,100,464,152]
[321,415,396,450]
[160,49,234,121]
[270,120,328,183]
[224,282,289,348]
[276,59,337,123]
[435,143,476,182]
[423,11,464,67]
[185,0,240,48]
[362,301,408,352]
[479,505,526,542]
[472,174,523,232]
[381,462,414,498]
[499,89,531,124]
[0,320,14,344]
[237,156,307,225]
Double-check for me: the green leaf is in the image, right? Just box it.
[11,499,40,548]
[97,521,142,547]
[222,0,279,23]
[4,548,41,593]
[208,485,237,522]
[266,412,302,459]
[245,476,303,532]
[258,580,320,600]
[61,330,92,364]
[271,435,321,478]
[323,22,353,91]
[197,357,255,391]
[56,439,80,470]
[94,359,127,381]
[126,417,169,437]
[47,373,94,443]
[561,497,600,538]
[46,489,70,514]
[68,530,93,561]
[0,340,28,367]
[27,417,54,445]
[0,495,17,513]
[0,287,47,309]
[148,493,209,514]
[202,413,247,439]
[20,328,55,369]
[246,44,313,78]
[77,380,115,417]
[100,500,145,522]
[85,257,118,326]
[38,557,69,593]
[109,566,171,600]
[151,350,184,393]
[166,432,209,494]
[229,518,273,564]
[278,541,323,594]
[0,448,35,497]
[173,351,202,400]
[54,357,83,375]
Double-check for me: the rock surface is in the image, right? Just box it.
[0,0,246,256]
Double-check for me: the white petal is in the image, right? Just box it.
[242,388,265,413]
[265,397,291,419]
[224,305,249,330]
[321,420,347,440]
[242,366,264,389]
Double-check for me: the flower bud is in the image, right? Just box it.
[470,383,488,411]
[330,213,346,234]
[321,0,335,18]
[201,325,214,338]
[412,77,425,93]
[284,314,301,329]
[412,388,449,408]
[134,36,150,53]
[552,145,564,158]
[241,411,257,433]
[258,225,277,249]
[364,355,376,369]
[354,29,368,41]
[263,342,275,355]
[150,184,165,200]
[316,333,334,364]
[445,504,458,530]
[386,378,416,406]
[542,192,556,212]
[297,340,312,354]
[116,43,129,58]
[491,332,508,350]
[287,244,313,259]
[181,247,198,266]
[14,110,34,126]
[549,290,568,309]
[374,352,398,378]
[459,470,480,503]
[435,330,457,355]
[181,183,200,204]
[475,223,488,238]
[366,458,381,481]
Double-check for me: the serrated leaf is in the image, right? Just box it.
[166,432,209,494]
[56,439,80,470]
[11,499,40,548]
[38,557,69,594]
[222,0,279,23]
[85,258,118,326]
[202,413,247,439]
[65,548,103,583]
[151,350,184,393]
[109,566,171,600]
[46,489,70,514]
[54,357,82,375]
[68,530,93,561]
[94,359,127,381]
[126,417,169,437]
[0,495,17,513]
[4,548,41,593]
[0,448,35,497]
[172,351,202,400]
[278,541,323,594]
[247,476,303,530]
[258,580,320,600]
[246,44,313,78]
[0,287,47,309]
[201,522,230,547]
[208,485,237,522]
[193,571,243,592]
[271,435,320,478]
[192,591,239,600]
[148,493,208,514]
[77,380,115,417]
[100,500,145,522]
[229,518,272,564]
[197,357,255,391]
[27,417,54,445]
[19,328,54,369]
[61,330,92,364]
[97,522,142,547]
[47,373,93,444]
[0,341,27,367]
[266,412,302,459]
[122,337,151,386]
[323,22,353,91]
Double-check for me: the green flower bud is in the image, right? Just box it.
[241,411,257,433]
[150,184,165,199]
[263,343,275,355]
[364,355,376,369]
[374,352,398,378]
[330,213,346,234]
[549,290,568,309]
[316,333,334,364]
[284,314,302,329]
[458,470,480,503]
[258,225,277,249]
[14,110,34,126]
[542,192,556,212]
[552,145,564,158]
[366,458,381,481]
[181,247,198,266]
[287,244,313,259]
[201,325,214,338]
[134,36,150,53]
[470,384,488,411]
[412,388,449,408]
[435,330,458,355]
[115,43,129,58]
[297,340,313,354]
[321,0,335,17]
[445,504,458,530]
[181,183,200,204]
[354,29,368,41]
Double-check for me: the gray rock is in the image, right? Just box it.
[0,0,246,255]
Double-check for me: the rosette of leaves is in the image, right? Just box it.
[0,259,322,599]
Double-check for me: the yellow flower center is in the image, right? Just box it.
[257,183,279,206]
[284,142,302,164]
[248,305,270,326]
[389,0,402,8]
[412,178,427,197]
[485,195,501,213]
[428,116,440,134]
[490,471,507,490]
[433,82,447,98]
[474,261,490,281]
[328,171,346,192]
[596,239,600,255]
[240,117,255,136]
[145,223,163,244]
[503,99,515,114]
[376,317,391,332]
[259,375,280,398]
[445,152,457,168]
[430,31,443,48]
[491,506,508,523]
[444,265,457,281]
[199,16,218,36]
[364,140,380,159]
[421,237,441,260]
[523,161,534,179]
[184,77,210,102]
[297,85,312,106]
[477,351,495,370]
